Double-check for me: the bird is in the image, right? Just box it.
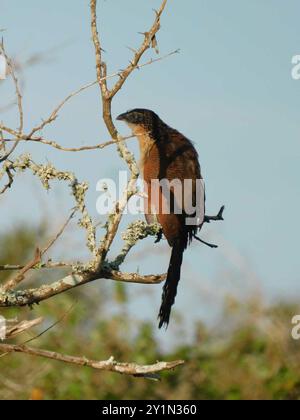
[117,109,223,329]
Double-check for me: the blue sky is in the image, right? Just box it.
[1,1,300,338]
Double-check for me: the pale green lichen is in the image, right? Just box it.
[72,260,98,274]
[11,154,75,190]
[71,180,96,255]
[121,220,161,244]
[110,220,162,270]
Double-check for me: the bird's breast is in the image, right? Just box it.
[136,133,158,178]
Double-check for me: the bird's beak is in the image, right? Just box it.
[116,112,127,121]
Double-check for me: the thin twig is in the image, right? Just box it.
[5,317,44,340]
[2,133,135,152]
[0,262,72,271]
[0,40,24,163]
[1,248,41,292]
[109,0,168,99]
[41,209,77,256]
[28,80,99,137]
[27,49,177,137]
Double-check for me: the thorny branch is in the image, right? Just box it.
[90,0,169,269]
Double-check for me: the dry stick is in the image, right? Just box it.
[40,209,77,256]
[5,317,44,340]
[0,262,74,271]
[0,124,19,138]
[0,317,44,358]
[1,248,41,293]
[0,343,184,376]
[0,128,5,154]
[0,166,13,194]
[0,50,178,153]
[2,133,135,152]
[108,0,168,99]
[0,41,24,163]
[0,128,12,193]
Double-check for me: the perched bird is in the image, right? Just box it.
[117,109,223,329]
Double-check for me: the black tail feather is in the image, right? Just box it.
[158,238,185,329]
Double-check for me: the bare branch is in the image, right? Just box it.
[0,165,14,194]
[40,209,77,257]
[0,124,19,138]
[0,41,24,163]
[0,268,166,308]
[2,133,135,152]
[5,317,44,340]
[0,262,72,271]
[89,0,171,270]
[1,248,41,293]
[0,343,184,377]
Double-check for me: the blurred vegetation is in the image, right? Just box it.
[1,226,300,400]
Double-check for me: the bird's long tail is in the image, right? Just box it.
[158,238,185,329]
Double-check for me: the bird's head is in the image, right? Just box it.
[116,108,158,128]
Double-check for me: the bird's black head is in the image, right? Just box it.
[116,108,159,126]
